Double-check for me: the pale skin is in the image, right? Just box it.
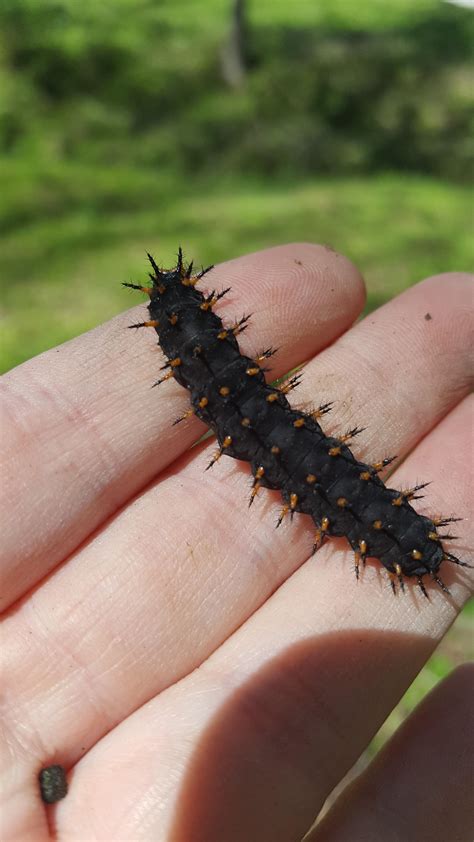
[1,243,473,841]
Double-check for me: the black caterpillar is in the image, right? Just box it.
[125,250,468,597]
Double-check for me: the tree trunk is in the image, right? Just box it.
[220,0,247,88]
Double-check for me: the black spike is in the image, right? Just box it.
[417,577,429,599]
[197,264,214,279]
[406,481,432,502]
[172,411,192,426]
[318,401,334,415]
[203,290,216,304]
[437,517,463,527]
[151,372,173,388]
[284,373,303,392]
[443,552,472,568]
[433,574,451,595]
[259,347,279,360]
[205,451,221,471]
[346,426,366,439]
[177,247,183,275]
[122,282,143,292]
[147,252,161,277]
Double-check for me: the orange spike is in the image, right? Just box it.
[372,456,397,472]
[394,562,405,593]
[181,275,199,287]
[312,516,330,555]
[249,466,265,507]
[205,437,232,471]
[172,408,194,426]
[231,314,251,335]
[311,402,333,420]
[256,347,278,362]
[279,373,302,395]
[276,505,289,528]
[340,426,365,443]
[122,282,153,295]
[128,319,159,329]
[151,370,174,387]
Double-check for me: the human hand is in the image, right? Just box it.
[2,244,473,840]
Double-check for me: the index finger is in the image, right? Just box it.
[0,244,365,607]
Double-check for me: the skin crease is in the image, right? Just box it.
[0,244,472,841]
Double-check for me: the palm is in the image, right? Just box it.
[2,244,473,841]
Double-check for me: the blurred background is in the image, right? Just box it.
[0,0,472,800]
[1,0,473,372]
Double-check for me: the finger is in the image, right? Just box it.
[3,277,472,783]
[296,271,473,471]
[309,664,474,842]
[0,243,365,608]
[54,400,473,840]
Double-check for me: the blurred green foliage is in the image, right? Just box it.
[1,169,472,369]
[1,0,472,371]
[1,0,472,177]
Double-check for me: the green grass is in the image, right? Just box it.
[1,168,471,372]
